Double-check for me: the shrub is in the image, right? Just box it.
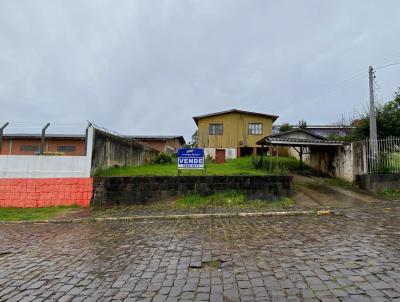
[252,156,263,169]
[155,152,172,164]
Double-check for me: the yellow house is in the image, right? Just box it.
[193,109,279,161]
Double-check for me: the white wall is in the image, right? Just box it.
[0,127,93,178]
[289,145,355,181]
[333,144,353,181]
[204,148,237,160]
[226,148,237,159]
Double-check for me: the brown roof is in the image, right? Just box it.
[125,135,186,145]
[192,109,279,125]
[267,128,327,140]
[257,129,344,146]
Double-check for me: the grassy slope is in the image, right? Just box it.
[175,191,295,209]
[0,206,79,221]
[96,156,301,177]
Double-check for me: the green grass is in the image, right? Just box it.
[0,205,80,221]
[378,189,400,200]
[175,191,295,209]
[377,152,400,173]
[96,156,301,177]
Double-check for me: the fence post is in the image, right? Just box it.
[40,123,50,155]
[84,122,93,156]
[0,122,9,155]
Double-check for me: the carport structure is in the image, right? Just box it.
[256,129,344,170]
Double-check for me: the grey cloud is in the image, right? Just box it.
[1,0,400,140]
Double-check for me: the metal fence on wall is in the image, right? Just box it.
[354,137,400,174]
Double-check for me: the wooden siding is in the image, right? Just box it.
[197,112,274,148]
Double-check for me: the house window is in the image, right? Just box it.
[20,145,40,152]
[57,145,76,152]
[209,124,223,135]
[248,123,263,135]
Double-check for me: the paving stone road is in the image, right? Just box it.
[1,204,400,301]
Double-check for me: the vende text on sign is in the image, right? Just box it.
[177,148,205,169]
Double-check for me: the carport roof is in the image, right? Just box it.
[257,137,344,147]
[256,129,344,147]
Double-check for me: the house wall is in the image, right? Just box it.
[289,144,354,181]
[138,140,166,152]
[166,137,183,152]
[8,138,41,155]
[197,112,274,149]
[136,138,183,153]
[0,139,10,155]
[204,148,237,160]
[47,139,86,155]
[1,138,85,156]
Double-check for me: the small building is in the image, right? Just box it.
[193,109,279,162]
[257,129,348,178]
[126,135,185,153]
[0,133,86,156]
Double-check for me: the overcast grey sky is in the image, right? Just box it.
[1,1,400,140]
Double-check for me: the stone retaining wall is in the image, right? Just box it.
[92,175,293,207]
[356,174,400,193]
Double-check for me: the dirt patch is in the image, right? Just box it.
[189,259,225,272]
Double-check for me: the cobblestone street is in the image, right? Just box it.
[1,204,400,302]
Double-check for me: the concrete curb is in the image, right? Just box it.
[0,209,338,224]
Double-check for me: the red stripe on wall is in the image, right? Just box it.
[0,178,93,208]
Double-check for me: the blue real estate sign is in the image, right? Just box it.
[177,148,205,169]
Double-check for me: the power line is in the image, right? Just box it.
[314,53,400,100]
[375,52,400,67]
[375,62,400,70]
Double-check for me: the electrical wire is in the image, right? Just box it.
[375,62,400,71]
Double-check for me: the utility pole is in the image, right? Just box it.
[369,66,377,142]
[368,65,378,166]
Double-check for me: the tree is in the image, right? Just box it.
[189,130,198,147]
[351,88,400,139]
[298,120,307,129]
[279,123,293,133]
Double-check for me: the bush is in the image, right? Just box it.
[155,152,172,164]
[251,156,263,169]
